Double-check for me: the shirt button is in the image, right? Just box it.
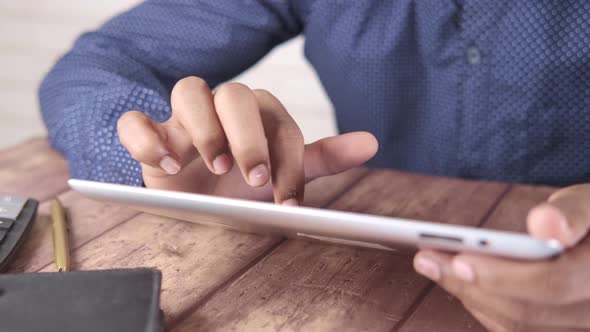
[466,46,481,65]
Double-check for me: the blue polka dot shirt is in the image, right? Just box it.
[39,1,590,187]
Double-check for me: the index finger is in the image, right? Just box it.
[254,89,305,205]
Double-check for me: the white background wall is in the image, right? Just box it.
[0,0,336,149]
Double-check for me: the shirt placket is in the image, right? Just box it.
[456,1,517,180]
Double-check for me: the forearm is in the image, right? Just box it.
[39,32,171,185]
[39,0,301,184]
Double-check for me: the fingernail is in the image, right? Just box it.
[452,259,475,283]
[160,155,181,175]
[212,153,231,174]
[281,198,298,207]
[248,164,269,187]
[415,256,441,281]
[555,211,574,240]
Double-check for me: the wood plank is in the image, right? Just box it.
[173,170,509,331]
[38,169,367,324]
[8,190,139,273]
[398,285,484,332]
[477,185,556,233]
[398,185,556,332]
[0,138,142,274]
[40,213,283,324]
[0,138,69,201]
[0,138,44,164]
[303,168,368,208]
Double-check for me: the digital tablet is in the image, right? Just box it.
[68,179,563,260]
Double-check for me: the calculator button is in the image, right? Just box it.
[0,196,26,220]
[0,196,25,204]
[0,218,14,230]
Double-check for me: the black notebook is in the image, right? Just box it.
[0,268,164,332]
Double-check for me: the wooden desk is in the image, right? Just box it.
[3,139,556,331]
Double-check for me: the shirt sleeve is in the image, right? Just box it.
[39,0,301,185]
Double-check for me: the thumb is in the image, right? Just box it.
[303,131,378,181]
[527,184,590,247]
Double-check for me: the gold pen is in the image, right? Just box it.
[51,198,70,272]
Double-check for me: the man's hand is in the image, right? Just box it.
[117,76,378,204]
[413,184,590,332]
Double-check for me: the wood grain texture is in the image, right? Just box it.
[303,168,368,208]
[33,168,366,325]
[477,185,556,233]
[41,213,283,324]
[0,138,69,201]
[5,137,558,330]
[173,170,509,331]
[0,138,140,273]
[397,285,484,332]
[9,190,138,273]
[398,185,557,332]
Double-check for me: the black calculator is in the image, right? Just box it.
[0,196,38,272]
